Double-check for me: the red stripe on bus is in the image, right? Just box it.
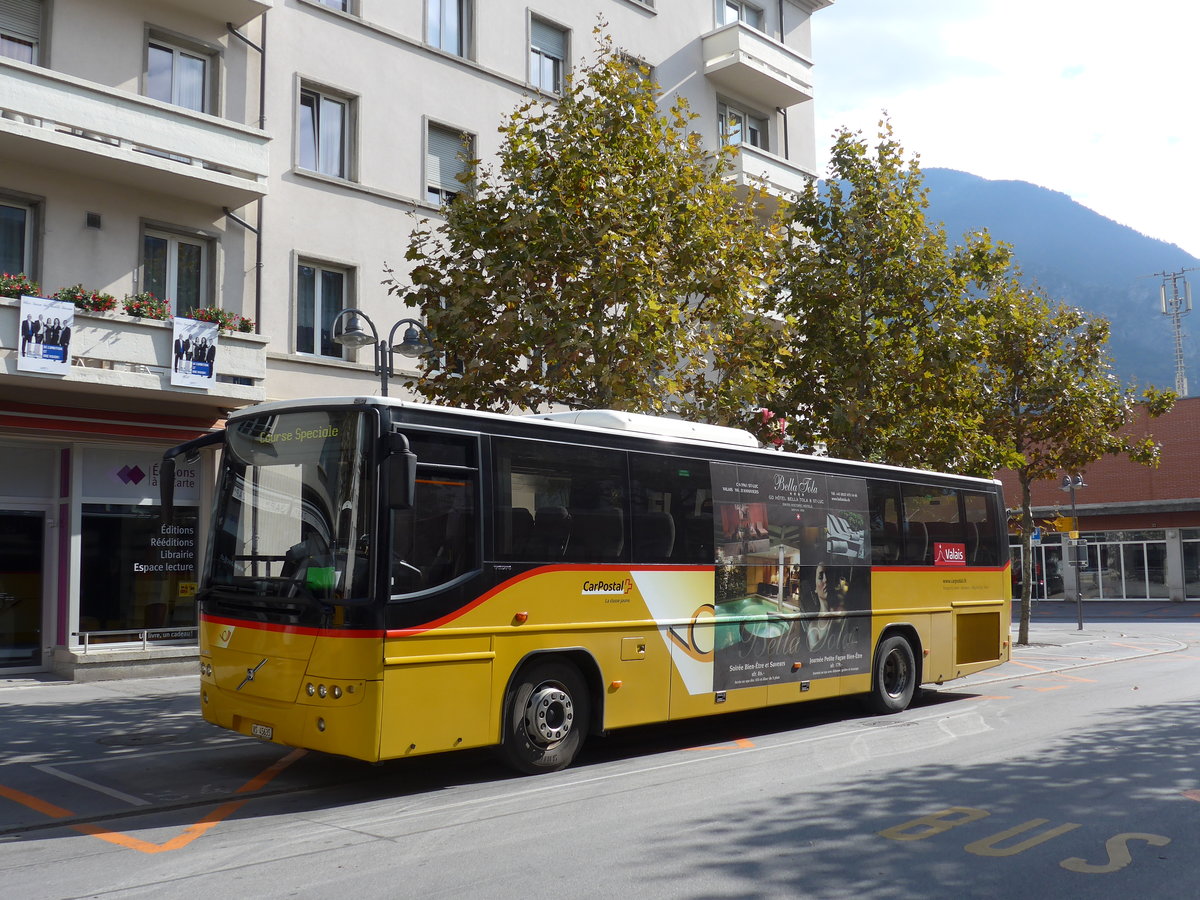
[386,564,705,637]
[200,613,384,639]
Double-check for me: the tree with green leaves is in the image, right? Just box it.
[390,30,782,423]
[977,280,1174,644]
[768,120,1013,472]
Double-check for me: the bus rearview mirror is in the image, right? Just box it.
[386,432,417,510]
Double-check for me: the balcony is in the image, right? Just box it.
[0,299,267,413]
[702,23,814,109]
[155,0,273,28]
[727,143,815,209]
[0,58,269,210]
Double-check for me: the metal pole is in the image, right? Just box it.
[1070,483,1083,630]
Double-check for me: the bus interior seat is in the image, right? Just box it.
[497,506,534,557]
[569,507,624,561]
[904,521,928,564]
[632,511,675,561]
[528,506,571,559]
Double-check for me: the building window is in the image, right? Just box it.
[530,18,566,94]
[316,0,350,10]
[299,86,350,179]
[721,0,763,29]
[427,0,470,57]
[0,200,34,277]
[296,262,347,358]
[0,0,40,64]
[146,39,210,113]
[142,228,208,315]
[426,123,472,206]
[719,102,768,150]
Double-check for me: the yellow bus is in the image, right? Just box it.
[164,398,1011,774]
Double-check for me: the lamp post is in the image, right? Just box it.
[1060,473,1087,630]
[331,308,435,397]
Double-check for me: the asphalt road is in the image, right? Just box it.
[3,606,1200,899]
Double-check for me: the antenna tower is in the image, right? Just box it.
[1155,269,1195,396]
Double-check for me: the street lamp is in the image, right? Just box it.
[1060,473,1087,630]
[331,308,435,397]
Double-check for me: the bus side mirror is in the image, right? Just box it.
[387,433,417,510]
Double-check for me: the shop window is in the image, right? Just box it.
[80,505,199,642]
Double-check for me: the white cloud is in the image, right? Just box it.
[813,0,1200,257]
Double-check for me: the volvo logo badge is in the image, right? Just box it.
[237,658,268,691]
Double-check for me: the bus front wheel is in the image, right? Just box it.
[501,660,590,775]
[866,635,917,714]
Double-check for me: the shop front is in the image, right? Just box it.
[0,427,212,680]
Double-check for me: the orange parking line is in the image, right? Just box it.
[1009,661,1049,672]
[0,784,73,819]
[0,748,306,854]
[685,738,755,752]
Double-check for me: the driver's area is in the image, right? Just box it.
[389,430,480,597]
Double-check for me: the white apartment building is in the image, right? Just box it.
[0,0,831,678]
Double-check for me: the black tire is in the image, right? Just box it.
[866,634,917,714]
[500,660,590,774]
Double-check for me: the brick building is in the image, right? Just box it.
[997,395,1200,602]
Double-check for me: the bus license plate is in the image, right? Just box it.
[251,723,273,741]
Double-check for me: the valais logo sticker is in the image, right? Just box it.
[934,542,967,566]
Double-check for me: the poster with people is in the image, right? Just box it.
[17,295,74,375]
[170,317,219,389]
[711,462,873,690]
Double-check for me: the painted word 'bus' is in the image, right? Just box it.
[163,398,1011,774]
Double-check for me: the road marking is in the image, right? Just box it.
[1017,685,1068,693]
[34,764,150,807]
[0,748,306,854]
[685,738,755,751]
[1049,673,1096,683]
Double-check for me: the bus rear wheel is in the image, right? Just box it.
[867,635,917,714]
[501,660,590,774]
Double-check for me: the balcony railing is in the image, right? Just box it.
[728,143,816,204]
[702,23,815,109]
[0,58,269,209]
[0,299,267,410]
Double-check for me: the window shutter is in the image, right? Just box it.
[427,125,469,194]
[0,0,41,40]
[530,20,564,58]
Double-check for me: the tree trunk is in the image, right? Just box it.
[1016,475,1034,646]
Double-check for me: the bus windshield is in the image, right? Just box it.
[209,408,375,608]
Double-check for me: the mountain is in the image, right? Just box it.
[920,168,1200,394]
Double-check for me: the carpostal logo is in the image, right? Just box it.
[934,542,967,567]
[582,577,634,596]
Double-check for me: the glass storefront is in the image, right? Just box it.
[80,504,199,642]
[1013,531,1170,601]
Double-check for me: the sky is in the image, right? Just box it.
[811,1,1200,259]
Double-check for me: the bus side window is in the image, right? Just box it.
[492,438,629,564]
[390,433,480,597]
[866,480,901,564]
[900,484,962,565]
[629,453,714,565]
[963,490,999,565]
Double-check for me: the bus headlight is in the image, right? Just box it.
[306,683,315,697]
[317,684,328,699]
